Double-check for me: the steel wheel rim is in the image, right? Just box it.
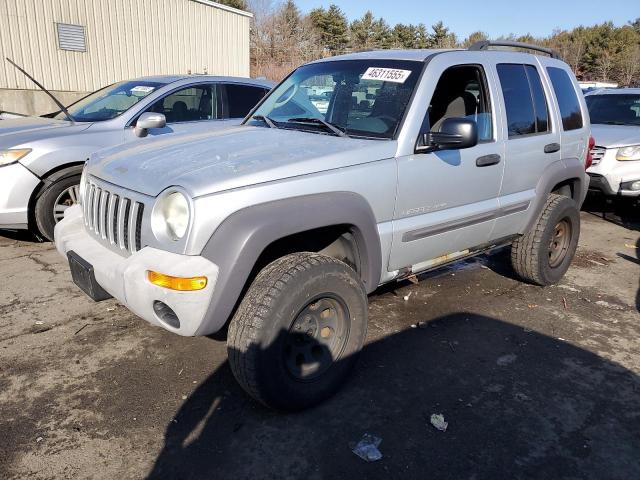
[548,218,572,268]
[283,295,350,381]
[53,184,80,223]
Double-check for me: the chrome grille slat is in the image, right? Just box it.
[99,190,109,239]
[107,193,117,244]
[117,198,129,251]
[591,146,606,166]
[128,201,139,253]
[83,179,146,256]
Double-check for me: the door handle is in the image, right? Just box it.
[476,154,501,167]
[544,143,561,153]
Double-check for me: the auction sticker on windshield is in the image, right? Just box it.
[131,86,155,95]
[361,67,412,83]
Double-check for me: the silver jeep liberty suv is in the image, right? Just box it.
[56,41,592,411]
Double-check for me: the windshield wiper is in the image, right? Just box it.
[6,57,75,124]
[286,117,348,137]
[252,115,278,129]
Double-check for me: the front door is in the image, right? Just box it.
[390,63,504,272]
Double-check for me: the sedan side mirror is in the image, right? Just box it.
[134,112,166,138]
[416,117,478,153]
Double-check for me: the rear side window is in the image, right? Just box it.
[497,64,550,137]
[225,84,268,118]
[525,65,549,133]
[546,67,583,131]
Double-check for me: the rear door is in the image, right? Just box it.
[220,83,270,123]
[491,58,560,238]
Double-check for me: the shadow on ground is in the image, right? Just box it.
[147,313,640,480]
[0,229,43,243]
[582,195,640,313]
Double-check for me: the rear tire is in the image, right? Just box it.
[511,194,580,286]
[34,173,81,241]
[227,252,368,411]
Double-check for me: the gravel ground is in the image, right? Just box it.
[0,201,638,480]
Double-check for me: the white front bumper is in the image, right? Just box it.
[55,205,220,336]
[0,162,40,229]
[587,148,640,196]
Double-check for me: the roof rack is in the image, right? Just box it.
[468,40,561,59]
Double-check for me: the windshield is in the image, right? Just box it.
[248,59,423,139]
[585,94,640,126]
[55,81,165,122]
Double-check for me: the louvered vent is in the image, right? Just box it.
[56,23,86,52]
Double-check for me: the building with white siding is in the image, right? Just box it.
[0,0,252,115]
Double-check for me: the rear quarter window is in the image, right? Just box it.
[546,67,583,131]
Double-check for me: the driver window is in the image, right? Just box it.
[428,65,493,141]
[147,84,216,123]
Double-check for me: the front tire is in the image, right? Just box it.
[227,252,368,411]
[34,173,81,241]
[511,194,580,286]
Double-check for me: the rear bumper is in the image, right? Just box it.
[0,163,40,229]
[55,205,220,336]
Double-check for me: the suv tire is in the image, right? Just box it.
[511,194,580,286]
[34,172,81,241]
[227,252,368,411]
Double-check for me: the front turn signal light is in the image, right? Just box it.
[147,271,207,291]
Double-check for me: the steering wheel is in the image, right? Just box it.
[273,84,298,108]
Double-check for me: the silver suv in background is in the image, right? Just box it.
[585,88,640,197]
[56,42,592,410]
[0,75,273,240]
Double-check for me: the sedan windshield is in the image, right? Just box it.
[247,59,423,139]
[585,94,640,126]
[55,81,164,122]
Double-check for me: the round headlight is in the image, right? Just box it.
[152,190,190,241]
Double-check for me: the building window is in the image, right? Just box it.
[56,23,86,52]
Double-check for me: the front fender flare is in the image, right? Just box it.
[197,192,382,335]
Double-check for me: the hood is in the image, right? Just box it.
[89,126,398,197]
[0,116,92,149]
[591,124,640,149]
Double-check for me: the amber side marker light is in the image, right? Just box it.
[147,271,207,291]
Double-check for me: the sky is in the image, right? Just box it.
[298,0,639,39]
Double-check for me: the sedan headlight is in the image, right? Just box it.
[152,190,191,241]
[0,148,31,166]
[616,145,640,161]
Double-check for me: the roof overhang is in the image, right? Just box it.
[189,0,253,18]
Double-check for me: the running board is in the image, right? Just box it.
[395,235,519,281]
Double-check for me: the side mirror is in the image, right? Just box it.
[416,117,478,153]
[134,112,166,138]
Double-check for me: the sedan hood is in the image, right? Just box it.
[89,126,397,197]
[0,117,91,149]
[591,124,640,149]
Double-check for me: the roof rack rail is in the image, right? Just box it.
[468,40,561,59]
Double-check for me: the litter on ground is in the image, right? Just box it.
[430,414,448,432]
[351,433,383,462]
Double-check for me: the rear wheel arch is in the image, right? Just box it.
[521,159,587,235]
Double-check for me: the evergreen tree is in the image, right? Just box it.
[350,11,376,50]
[310,4,349,53]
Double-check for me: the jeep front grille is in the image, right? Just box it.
[591,146,606,166]
[83,182,145,254]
